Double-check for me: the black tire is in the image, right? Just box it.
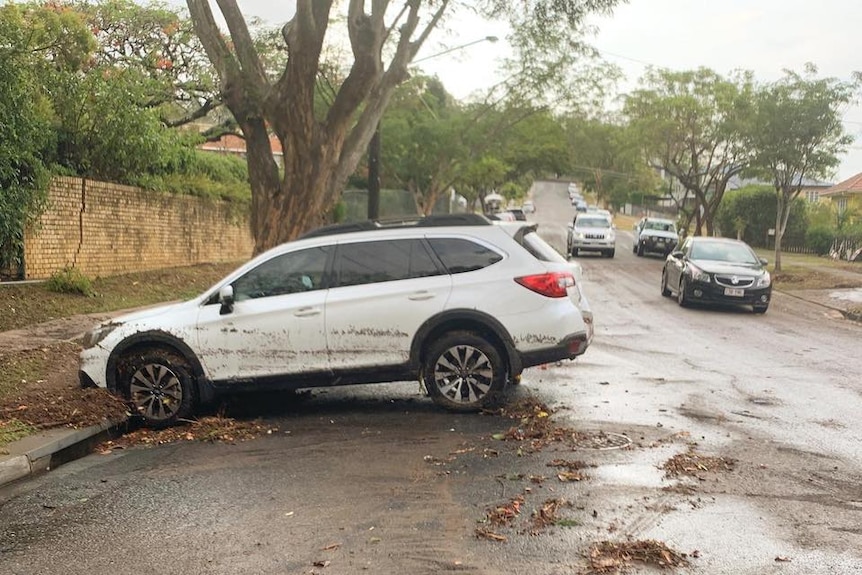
[636,242,644,257]
[120,349,196,428]
[753,305,769,314]
[571,248,579,257]
[423,331,506,412]
[677,277,689,307]
[606,249,615,258]
[661,269,672,297]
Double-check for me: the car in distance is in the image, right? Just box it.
[634,217,679,257]
[661,236,771,313]
[522,200,535,214]
[567,213,615,258]
[80,215,593,427]
[506,208,527,221]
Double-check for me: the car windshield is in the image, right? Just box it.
[691,241,759,264]
[645,221,674,232]
[576,217,610,229]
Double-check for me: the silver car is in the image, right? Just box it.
[567,213,616,258]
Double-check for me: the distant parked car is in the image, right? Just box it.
[506,208,527,221]
[661,236,771,313]
[634,217,679,257]
[567,213,615,258]
[522,200,535,214]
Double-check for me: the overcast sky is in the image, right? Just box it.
[188,0,862,182]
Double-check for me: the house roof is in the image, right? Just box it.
[820,172,862,197]
[198,133,283,156]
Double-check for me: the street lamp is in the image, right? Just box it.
[367,35,499,219]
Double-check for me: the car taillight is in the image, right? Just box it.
[514,272,575,298]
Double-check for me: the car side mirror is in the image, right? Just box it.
[219,285,235,315]
[670,251,684,259]
[759,257,768,266]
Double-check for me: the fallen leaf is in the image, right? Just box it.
[320,543,341,551]
[775,556,791,562]
[312,560,330,567]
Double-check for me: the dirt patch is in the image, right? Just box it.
[661,448,736,478]
[99,416,280,450]
[586,540,692,573]
[773,268,862,291]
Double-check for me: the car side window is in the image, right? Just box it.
[428,238,503,274]
[334,239,441,288]
[233,246,330,301]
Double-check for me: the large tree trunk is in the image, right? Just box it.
[186,0,446,254]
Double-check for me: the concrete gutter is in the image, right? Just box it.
[0,420,122,489]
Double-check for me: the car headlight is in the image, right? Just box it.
[82,323,119,349]
[576,232,585,239]
[688,263,711,283]
[756,271,771,288]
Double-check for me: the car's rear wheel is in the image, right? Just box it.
[677,277,689,307]
[120,349,195,428]
[423,331,506,412]
[661,269,672,297]
[753,304,769,314]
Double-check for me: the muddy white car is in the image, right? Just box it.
[80,215,593,427]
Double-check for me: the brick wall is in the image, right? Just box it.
[23,177,254,279]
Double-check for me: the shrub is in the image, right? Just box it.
[45,267,94,297]
[805,226,836,255]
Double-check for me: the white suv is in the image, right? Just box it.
[80,215,593,427]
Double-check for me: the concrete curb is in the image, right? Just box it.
[0,420,122,489]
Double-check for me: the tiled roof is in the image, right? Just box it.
[199,133,283,155]
[820,172,862,196]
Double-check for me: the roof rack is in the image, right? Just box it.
[300,213,492,239]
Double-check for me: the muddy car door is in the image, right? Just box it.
[325,238,451,370]
[195,246,332,382]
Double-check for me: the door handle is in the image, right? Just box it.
[408,291,435,301]
[294,307,321,317]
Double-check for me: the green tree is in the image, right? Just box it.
[563,116,658,210]
[747,64,859,271]
[0,3,75,274]
[625,68,755,235]
[185,0,623,253]
[78,0,221,131]
[716,185,807,247]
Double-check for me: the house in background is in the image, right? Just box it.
[820,172,862,215]
[198,133,284,167]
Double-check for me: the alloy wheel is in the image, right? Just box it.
[431,344,495,406]
[130,363,184,423]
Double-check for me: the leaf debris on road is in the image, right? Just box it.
[586,539,691,573]
[661,448,735,478]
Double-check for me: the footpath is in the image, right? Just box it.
[2,270,862,490]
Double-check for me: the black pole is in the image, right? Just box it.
[367,122,381,220]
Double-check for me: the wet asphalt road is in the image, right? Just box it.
[1,181,861,574]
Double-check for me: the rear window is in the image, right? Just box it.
[427,238,503,274]
[520,231,567,263]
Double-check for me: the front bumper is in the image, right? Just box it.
[572,239,614,252]
[79,345,111,390]
[639,236,677,254]
[684,281,772,306]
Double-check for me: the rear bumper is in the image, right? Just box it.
[519,331,590,368]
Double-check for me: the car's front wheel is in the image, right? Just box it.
[661,269,672,297]
[636,242,644,257]
[423,331,506,412]
[753,304,769,314]
[677,277,689,307]
[120,349,196,428]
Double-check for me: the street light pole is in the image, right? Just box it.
[366,35,499,220]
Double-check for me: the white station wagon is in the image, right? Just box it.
[80,215,593,427]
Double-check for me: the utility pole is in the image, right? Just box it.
[365,36,498,220]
